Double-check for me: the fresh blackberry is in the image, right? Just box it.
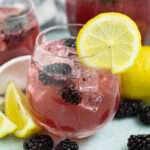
[115,99,143,118]
[127,134,150,150]
[23,134,53,150]
[60,81,82,105]
[63,38,76,48]
[139,106,150,125]
[55,139,79,150]
[43,63,72,76]
[39,71,63,86]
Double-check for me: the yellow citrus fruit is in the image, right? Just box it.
[0,96,4,112]
[121,46,150,102]
[77,12,141,73]
[0,111,17,138]
[4,81,41,138]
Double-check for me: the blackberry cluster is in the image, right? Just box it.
[39,71,63,86]
[127,134,150,150]
[60,81,82,105]
[139,106,150,125]
[115,99,143,118]
[43,63,72,76]
[55,139,79,150]
[23,135,79,150]
[23,135,54,150]
[63,38,76,48]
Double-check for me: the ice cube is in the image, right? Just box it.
[79,68,98,92]
[99,73,119,95]
[81,92,104,112]
[57,47,69,57]
[68,60,82,78]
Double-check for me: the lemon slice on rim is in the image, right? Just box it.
[0,111,17,138]
[77,12,141,73]
[4,81,41,138]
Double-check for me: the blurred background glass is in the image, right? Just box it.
[32,0,150,44]
[0,0,39,65]
[66,0,150,45]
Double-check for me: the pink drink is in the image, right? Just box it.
[27,38,120,138]
[66,0,150,44]
[0,6,39,65]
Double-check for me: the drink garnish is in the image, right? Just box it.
[39,71,64,86]
[60,80,82,105]
[43,63,72,76]
[76,12,141,73]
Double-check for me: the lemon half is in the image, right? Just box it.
[77,12,141,73]
[121,46,150,102]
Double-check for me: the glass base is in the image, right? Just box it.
[38,121,98,138]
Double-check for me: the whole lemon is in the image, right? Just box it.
[121,46,150,102]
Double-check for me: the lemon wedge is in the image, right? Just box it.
[0,111,17,138]
[4,81,41,138]
[77,12,141,73]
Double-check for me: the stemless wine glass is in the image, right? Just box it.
[26,24,120,138]
[66,0,150,45]
[0,0,39,65]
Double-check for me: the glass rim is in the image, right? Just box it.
[36,24,98,59]
[0,0,35,19]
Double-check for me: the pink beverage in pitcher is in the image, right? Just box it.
[66,0,150,44]
[0,0,39,65]
[27,25,120,138]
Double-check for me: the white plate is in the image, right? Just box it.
[0,55,31,95]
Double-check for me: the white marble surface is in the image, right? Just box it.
[0,118,149,150]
